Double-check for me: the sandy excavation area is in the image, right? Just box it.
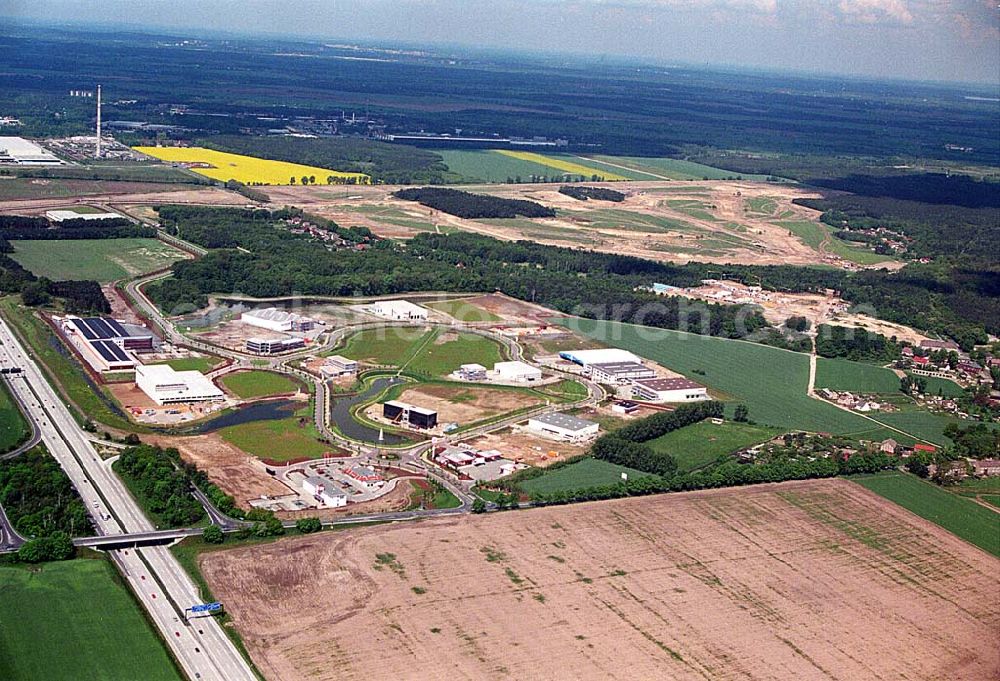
[201,478,999,681]
[262,180,879,268]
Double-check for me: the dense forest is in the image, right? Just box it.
[114,445,206,528]
[203,136,453,184]
[394,187,556,219]
[558,186,626,202]
[0,446,94,539]
[815,325,902,362]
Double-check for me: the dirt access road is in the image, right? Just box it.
[201,478,998,681]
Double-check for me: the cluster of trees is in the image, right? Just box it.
[0,446,94,540]
[17,532,75,563]
[114,445,206,528]
[592,401,725,476]
[558,186,625,202]
[224,180,270,203]
[0,217,154,241]
[815,324,901,362]
[528,452,898,506]
[202,136,450,184]
[943,423,1000,459]
[900,375,928,395]
[785,316,810,332]
[393,187,556,219]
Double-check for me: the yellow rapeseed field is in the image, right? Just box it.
[494,150,628,181]
[134,146,369,185]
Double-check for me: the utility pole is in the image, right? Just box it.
[95,84,102,159]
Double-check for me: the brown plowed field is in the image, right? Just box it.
[201,479,1000,681]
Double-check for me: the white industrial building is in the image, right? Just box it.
[527,412,600,442]
[368,299,428,321]
[302,476,349,508]
[0,136,64,165]
[46,209,122,222]
[134,363,225,405]
[241,307,315,332]
[457,363,488,381]
[559,348,642,367]
[321,355,358,377]
[60,316,154,373]
[493,360,543,382]
[631,377,708,403]
[589,361,656,385]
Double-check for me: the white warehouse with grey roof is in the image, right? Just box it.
[527,412,599,442]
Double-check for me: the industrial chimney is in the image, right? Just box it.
[95,84,102,159]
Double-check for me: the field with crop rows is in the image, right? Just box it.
[10,238,186,282]
[494,150,630,181]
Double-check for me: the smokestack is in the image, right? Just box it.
[96,84,102,159]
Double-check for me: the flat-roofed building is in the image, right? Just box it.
[589,361,656,385]
[134,363,225,405]
[457,363,488,381]
[527,412,599,442]
[46,209,122,222]
[559,348,641,367]
[241,307,315,332]
[321,355,358,377]
[493,360,543,382]
[341,464,384,488]
[245,337,306,355]
[383,400,438,429]
[368,299,428,321]
[0,136,64,165]
[631,377,708,403]
[302,476,349,507]
[61,315,156,373]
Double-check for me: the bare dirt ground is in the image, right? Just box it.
[261,181,891,269]
[369,384,542,426]
[0,186,246,214]
[827,313,932,345]
[464,429,587,467]
[466,293,569,324]
[202,478,999,681]
[147,433,290,508]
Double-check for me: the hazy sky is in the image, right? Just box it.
[4,0,999,84]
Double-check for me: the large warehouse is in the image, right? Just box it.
[493,360,542,382]
[0,136,64,165]
[61,316,155,373]
[245,337,306,354]
[134,363,225,405]
[527,412,599,442]
[45,209,122,222]
[631,377,708,403]
[559,348,642,368]
[241,307,315,332]
[368,299,428,321]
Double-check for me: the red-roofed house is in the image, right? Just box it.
[914,443,936,454]
[912,355,930,367]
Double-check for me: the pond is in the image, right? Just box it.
[191,398,299,434]
[328,376,414,445]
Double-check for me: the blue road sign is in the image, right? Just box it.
[190,602,222,613]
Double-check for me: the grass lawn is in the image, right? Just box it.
[0,558,183,681]
[0,378,29,453]
[424,299,502,322]
[587,155,773,181]
[0,298,139,432]
[560,317,906,441]
[219,407,329,462]
[775,221,895,266]
[9,238,186,282]
[151,356,221,373]
[646,420,783,472]
[405,330,504,377]
[872,408,988,447]
[520,457,653,495]
[852,472,1000,557]
[917,375,966,398]
[437,149,557,183]
[538,379,589,399]
[815,358,902,393]
[219,370,300,399]
[339,327,432,366]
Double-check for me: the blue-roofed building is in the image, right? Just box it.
[60,316,154,373]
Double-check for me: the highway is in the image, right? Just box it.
[0,319,257,681]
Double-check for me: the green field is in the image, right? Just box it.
[339,327,505,378]
[587,155,774,181]
[151,356,221,373]
[776,221,896,266]
[219,370,300,398]
[339,327,432,366]
[560,318,916,442]
[0,559,183,681]
[437,149,559,183]
[520,457,653,495]
[0,378,29,453]
[405,330,504,377]
[219,405,329,462]
[424,298,502,322]
[9,238,186,282]
[852,472,1000,557]
[646,420,783,472]
[815,358,902,393]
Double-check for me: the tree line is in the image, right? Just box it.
[114,445,206,528]
[394,187,556,219]
[558,186,625,202]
